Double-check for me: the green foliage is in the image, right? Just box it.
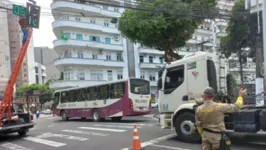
[226,74,238,101]
[16,84,53,105]
[219,0,259,59]
[118,0,217,62]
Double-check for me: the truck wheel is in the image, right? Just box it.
[111,116,122,121]
[18,129,29,136]
[92,109,101,122]
[61,111,69,121]
[175,112,201,143]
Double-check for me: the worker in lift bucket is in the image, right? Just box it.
[195,87,247,150]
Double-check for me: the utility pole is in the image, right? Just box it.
[263,0,266,106]
[255,0,264,107]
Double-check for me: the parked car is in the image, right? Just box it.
[41,109,52,115]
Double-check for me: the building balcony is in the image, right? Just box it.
[229,67,256,72]
[49,80,106,89]
[51,1,121,18]
[53,39,124,53]
[52,20,120,35]
[216,32,227,38]
[195,28,213,36]
[138,47,195,56]
[139,63,165,69]
[150,81,157,87]
[54,57,124,70]
[215,20,228,27]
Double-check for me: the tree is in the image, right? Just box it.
[118,0,217,63]
[219,0,259,84]
[16,84,53,110]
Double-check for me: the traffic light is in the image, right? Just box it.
[26,2,40,29]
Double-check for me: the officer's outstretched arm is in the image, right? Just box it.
[215,96,243,113]
[195,107,203,135]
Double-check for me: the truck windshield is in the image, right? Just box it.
[130,79,150,95]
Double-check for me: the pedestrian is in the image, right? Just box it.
[195,87,247,150]
[36,110,40,119]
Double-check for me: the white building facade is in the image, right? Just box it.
[50,0,128,89]
[50,0,256,93]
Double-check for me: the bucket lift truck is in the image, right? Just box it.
[0,22,36,136]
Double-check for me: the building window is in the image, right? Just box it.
[104,20,109,27]
[139,56,144,63]
[42,76,45,84]
[105,37,111,44]
[76,34,83,40]
[35,67,38,73]
[90,19,96,24]
[62,16,69,20]
[89,36,100,42]
[92,54,98,59]
[64,33,71,39]
[90,71,103,80]
[78,70,85,80]
[64,68,72,80]
[116,53,123,61]
[149,73,156,81]
[103,6,108,10]
[159,57,164,64]
[114,8,119,12]
[77,51,84,58]
[35,75,39,84]
[140,71,145,79]
[64,51,72,58]
[149,56,153,63]
[75,17,81,21]
[117,70,123,79]
[107,70,113,81]
[106,54,111,60]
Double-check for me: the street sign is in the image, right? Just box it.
[12,4,26,17]
[26,2,41,29]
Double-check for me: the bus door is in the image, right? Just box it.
[77,88,87,117]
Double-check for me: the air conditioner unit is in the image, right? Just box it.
[114,36,119,41]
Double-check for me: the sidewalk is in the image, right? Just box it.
[32,114,54,121]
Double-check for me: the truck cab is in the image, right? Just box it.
[157,52,266,143]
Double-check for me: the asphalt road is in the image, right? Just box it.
[0,109,265,150]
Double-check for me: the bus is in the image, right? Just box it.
[52,78,152,122]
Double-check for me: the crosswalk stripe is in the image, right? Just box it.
[93,124,141,129]
[36,132,88,141]
[61,129,110,137]
[79,127,126,132]
[1,142,33,150]
[24,136,66,147]
[104,123,148,126]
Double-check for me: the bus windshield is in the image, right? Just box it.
[130,79,150,95]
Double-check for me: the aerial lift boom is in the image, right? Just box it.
[0,28,33,126]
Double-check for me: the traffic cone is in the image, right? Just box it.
[130,124,144,150]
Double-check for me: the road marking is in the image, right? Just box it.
[79,127,126,132]
[48,124,55,128]
[1,142,33,150]
[93,124,141,129]
[36,132,88,141]
[151,144,191,150]
[120,133,176,150]
[24,136,66,147]
[62,129,110,136]
[104,123,151,126]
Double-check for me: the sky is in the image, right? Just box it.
[11,0,55,48]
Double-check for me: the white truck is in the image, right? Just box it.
[157,52,266,143]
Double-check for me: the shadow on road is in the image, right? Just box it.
[165,132,266,149]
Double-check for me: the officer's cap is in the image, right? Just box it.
[203,87,215,97]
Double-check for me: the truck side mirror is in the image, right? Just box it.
[157,78,162,89]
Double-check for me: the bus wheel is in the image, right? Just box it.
[61,111,69,121]
[174,112,201,143]
[111,116,122,122]
[92,109,101,122]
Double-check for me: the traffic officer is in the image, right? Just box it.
[195,87,247,150]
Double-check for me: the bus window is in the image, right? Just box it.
[98,85,109,100]
[69,90,78,102]
[61,91,69,103]
[78,88,87,102]
[87,87,97,101]
[110,82,125,99]
[130,79,150,95]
